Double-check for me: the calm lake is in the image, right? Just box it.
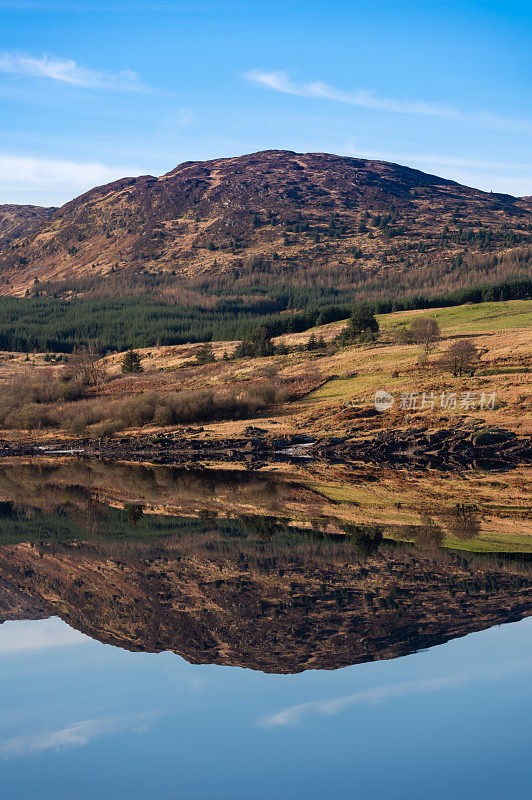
[0,461,530,799]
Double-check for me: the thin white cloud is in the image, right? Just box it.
[156,108,195,138]
[0,153,143,204]
[244,70,530,131]
[0,51,150,92]
[258,657,532,728]
[257,676,465,728]
[0,711,157,759]
[245,69,459,118]
[344,144,532,173]
[0,618,88,654]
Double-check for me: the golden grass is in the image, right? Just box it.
[0,297,530,440]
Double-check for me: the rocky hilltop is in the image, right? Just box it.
[1,150,530,297]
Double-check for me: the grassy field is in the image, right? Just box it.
[293,299,531,434]
[274,298,532,347]
[0,296,530,439]
[378,299,532,335]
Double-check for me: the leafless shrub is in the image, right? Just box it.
[0,371,84,429]
[4,402,58,431]
[439,339,480,376]
[0,374,301,433]
[66,345,106,387]
[89,420,122,439]
[61,399,110,434]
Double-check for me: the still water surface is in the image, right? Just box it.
[0,461,530,799]
[1,616,531,800]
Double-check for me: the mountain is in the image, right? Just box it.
[0,150,531,299]
[1,534,530,673]
[0,461,530,673]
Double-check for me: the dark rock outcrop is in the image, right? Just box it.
[312,426,532,469]
[0,425,529,469]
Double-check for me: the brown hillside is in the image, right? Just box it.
[0,204,55,250]
[0,150,531,298]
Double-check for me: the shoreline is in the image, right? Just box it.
[1,424,530,470]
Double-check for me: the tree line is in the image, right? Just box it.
[0,277,528,353]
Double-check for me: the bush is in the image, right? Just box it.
[5,402,58,431]
[59,380,84,402]
[0,372,87,429]
[0,371,301,434]
[89,420,122,438]
[118,392,159,427]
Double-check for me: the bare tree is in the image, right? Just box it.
[409,317,441,354]
[439,339,479,377]
[67,344,106,386]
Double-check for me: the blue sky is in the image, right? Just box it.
[1,616,532,799]
[0,0,530,205]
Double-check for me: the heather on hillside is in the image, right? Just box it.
[1,151,531,302]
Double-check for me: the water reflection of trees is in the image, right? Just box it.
[0,461,315,519]
[401,505,483,551]
[124,503,144,525]
[0,462,513,562]
[407,515,445,551]
[444,504,482,541]
[340,523,383,557]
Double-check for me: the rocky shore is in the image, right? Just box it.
[313,425,532,469]
[0,424,530,469]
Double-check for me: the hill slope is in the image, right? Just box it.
[1,150,531,299]
[0,204,55,250]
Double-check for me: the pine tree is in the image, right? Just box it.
[121,349,143,374]
[195,342,216,365]
[349,304,379,337]
[235,326,276,358]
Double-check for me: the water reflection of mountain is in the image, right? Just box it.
[0,504,530,673]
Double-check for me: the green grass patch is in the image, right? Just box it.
[384,527,532,555]
[310,482,391,507]
[303,367,409,404]
[379,299,532,335]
